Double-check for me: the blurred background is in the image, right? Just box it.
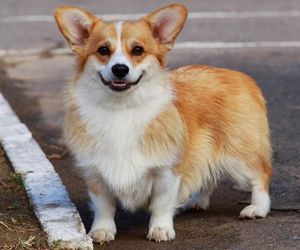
[0,0,299,249]
[1,0,300,53]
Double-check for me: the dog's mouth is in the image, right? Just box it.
[98,73,143,92]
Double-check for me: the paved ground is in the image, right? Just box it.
[0,0,299,249]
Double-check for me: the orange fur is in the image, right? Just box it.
[121,21,161,65]
[87,178,102,196]
[140,104,186,163]
[172,65,272,201]
[63,88,95,155]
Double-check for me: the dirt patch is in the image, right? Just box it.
[0,147,48,250]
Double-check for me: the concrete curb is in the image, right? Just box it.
[0,92,93,250]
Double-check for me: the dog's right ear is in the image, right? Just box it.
[54,6,98,53]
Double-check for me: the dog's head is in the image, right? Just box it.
[55,4,187,94]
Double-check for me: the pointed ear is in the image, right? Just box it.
[54,6,98,53]
[144,4,188,50]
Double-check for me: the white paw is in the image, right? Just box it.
[239,204,269,219]
[88,228,116,245]
[147,226,175,242]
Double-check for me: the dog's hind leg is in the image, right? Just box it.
[239,158,272,219]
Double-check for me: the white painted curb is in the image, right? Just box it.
[0,92,93,250]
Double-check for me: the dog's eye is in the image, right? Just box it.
[132,46,144,56]
[98,46,110,56]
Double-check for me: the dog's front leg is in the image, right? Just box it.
[147,168,181,242]
[88,181,116,244]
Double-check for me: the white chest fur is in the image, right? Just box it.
[71,66,176,208]
[79,104,156,190]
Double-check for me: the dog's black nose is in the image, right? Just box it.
[112,64,129,79]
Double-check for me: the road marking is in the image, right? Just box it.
[174,41,300,49]
[2,10,300,23]
[1,41,300,58]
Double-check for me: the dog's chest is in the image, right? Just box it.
[79,105,156,190]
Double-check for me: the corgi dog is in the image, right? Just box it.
[54,4,272,244]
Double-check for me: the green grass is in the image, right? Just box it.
[8,173,24,189]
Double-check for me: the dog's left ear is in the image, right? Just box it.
[144,4,188,50]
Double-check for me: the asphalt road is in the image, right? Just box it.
[0,0,299,249]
